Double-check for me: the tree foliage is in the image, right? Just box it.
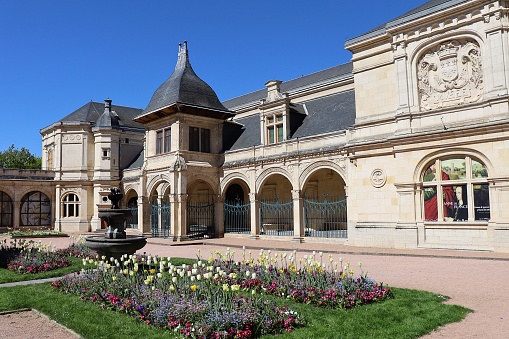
[0,144,42,169]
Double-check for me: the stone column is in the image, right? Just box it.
[292,189,304,243]
[215,195,224,238]
[176,193,189,241]
[249,192,259,239]
[138,196,150,234]
[13,201,21,230]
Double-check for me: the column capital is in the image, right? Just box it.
[291,190,301,200]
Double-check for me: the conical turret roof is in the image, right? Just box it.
[135,42,234,123]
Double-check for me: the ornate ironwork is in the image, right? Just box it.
[187,201,215,239]
[126,207,138,229]
[260,199,294,236]
[224,199,250,234]
[303,197,347,238]
[151,203,171,238]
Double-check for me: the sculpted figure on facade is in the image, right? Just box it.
[417,39,483,111]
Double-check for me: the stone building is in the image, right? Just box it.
[2,0,509,252]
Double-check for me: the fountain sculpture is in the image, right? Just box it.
[85,188,147,259]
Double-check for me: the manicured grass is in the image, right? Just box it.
[0,283,470,339]
[0,257,88,284]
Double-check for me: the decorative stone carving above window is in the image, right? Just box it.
[417,39,483,111]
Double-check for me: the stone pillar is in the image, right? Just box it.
[13,201,21,230]
[138,196,150,234]
[215,195,224,238]
[249,192,260,239]
[292,189,304,242]
[176,194,189,241]
[54,185,62,231]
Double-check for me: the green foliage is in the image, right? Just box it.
[0,144,41,169]
[0,285,470,339]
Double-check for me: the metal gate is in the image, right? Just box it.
[126,207,138,229]
[151,203,172,238]
[187,201,215,239]
[224,199,250,234]
[260,200,294,236]
[303,198,347,238]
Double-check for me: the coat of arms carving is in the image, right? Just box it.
[417,39,483,111]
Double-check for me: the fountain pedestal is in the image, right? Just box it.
[85,188,146,259]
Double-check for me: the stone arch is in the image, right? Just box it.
[413,148,494,183]
[146,174,171,200]
[255,167,293,195]
[299,160,346,190]
[187,172,219,196]
[220,172,250,193]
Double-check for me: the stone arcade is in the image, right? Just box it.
[2,0,509,252]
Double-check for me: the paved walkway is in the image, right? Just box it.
[3,233,509,338]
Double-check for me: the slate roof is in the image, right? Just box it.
[345,0,470,47]
[223,63,353,110]
[125,150,144,170]
[41,101,144,132]
[136,42,232,121]
[225,90,355,151]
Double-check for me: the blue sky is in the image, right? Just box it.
[0,0,427,156]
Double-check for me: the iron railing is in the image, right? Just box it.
[126,207,138,229]
[187,201,215,239]
[150,203,172,238]
[260,200,294,236]
[303,198,347,238]
[224,200,250,234]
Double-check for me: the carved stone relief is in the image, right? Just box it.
[370,169,386,188]
[417,39,483,111]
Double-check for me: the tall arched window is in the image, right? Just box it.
[20,191,51,226]
[62,193,80,217]
[0,191,13,227]
[422,157,490,222]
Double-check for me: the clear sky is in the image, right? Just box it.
[0,0,427,156]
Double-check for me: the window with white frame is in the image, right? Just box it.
[422,157,490,222]
[62,193,80,217]
[266,113,284,144]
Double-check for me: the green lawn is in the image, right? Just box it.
[0,283,470,339]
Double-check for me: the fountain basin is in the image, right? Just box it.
[85,235,147,260]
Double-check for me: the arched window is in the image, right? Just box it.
[62,194,80,217]
[0,191,13,227]
[20,191,51,226]
[422,157,490,222]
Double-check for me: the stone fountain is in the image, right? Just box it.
[85,188,147,259]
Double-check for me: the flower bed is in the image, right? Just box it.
[6,239,70,274]
[53,248,393,338]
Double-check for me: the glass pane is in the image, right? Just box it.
[268,127,274,144]
[189,127,200,151]
[423,186,438,221]
[444,185,468,221]
[267,116,274,124]
[442,185,456,221]
[201,128,210,153]
[164,129,171,152]
[474,184,490,221]
[423,163,436,182]
[276,114,283,122]
[472,160,488,178]
[441,158,466,180]
[277,125,284,142]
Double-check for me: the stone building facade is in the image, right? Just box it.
[2,0,509,252]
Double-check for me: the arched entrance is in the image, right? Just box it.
[187,180,215,238]
[259,173,293,236]
[223,181,250,234]
[125,192,138,229]
[302,168,347,238]
[150,183,171,238]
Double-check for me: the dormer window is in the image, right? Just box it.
[266,113,284,144]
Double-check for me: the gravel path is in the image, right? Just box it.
[2,234,509,338]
